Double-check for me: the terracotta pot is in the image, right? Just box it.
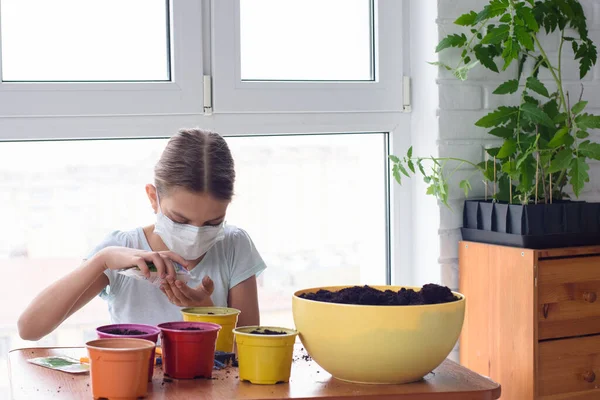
[86,338,155,399]
[158,321,220,379]
[96,323,160,382]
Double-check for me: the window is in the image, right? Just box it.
[0,133,389,395]
[0,0,203,117]
[239,0,373,81]
[1,0,170,82]
[212,0,406,113]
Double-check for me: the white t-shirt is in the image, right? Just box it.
[85,225,266,327]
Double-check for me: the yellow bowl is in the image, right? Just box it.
[180,307,241,352]
[292,285,465,384]
[233,326,298,385]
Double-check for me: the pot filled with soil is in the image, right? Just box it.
[86,338,155,400]
[96,323,160,382]
[180,307,241,352]
[232,326,298,385]
[157,321,220,379]
[292,284,465,384]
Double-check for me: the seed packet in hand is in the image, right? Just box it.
[28,356,90,374]
[118,261,191,287]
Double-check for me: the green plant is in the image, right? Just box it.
[390,0,600,206]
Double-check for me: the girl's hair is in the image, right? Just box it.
[154,128,235,201]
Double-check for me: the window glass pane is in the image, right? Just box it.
[0,133,387,396]
[0,0,170,82]
[240,0,373,81]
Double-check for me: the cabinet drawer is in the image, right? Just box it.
[538,335,600,398]
[538,257,600,340]
[538,280,600,340]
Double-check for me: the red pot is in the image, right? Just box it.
[157,321,220,379]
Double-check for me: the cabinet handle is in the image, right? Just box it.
[542,304,549,319]
[583,292,597,303]
[583,371,596,383]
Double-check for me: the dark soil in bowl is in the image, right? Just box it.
[105,329,148,335]
[179,327,205,331]
[249,329,287,335]
[298,283,459,305]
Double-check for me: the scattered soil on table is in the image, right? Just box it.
[293,347,312,363]
[249,329,287,335]
[179,327,204,331]
[105,329,148,335]
[298,283,458,305]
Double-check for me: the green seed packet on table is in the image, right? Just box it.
[27,356,89,374]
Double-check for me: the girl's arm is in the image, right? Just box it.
[228,275,260,327]
[18,246,189,341]
[18,257,109,341]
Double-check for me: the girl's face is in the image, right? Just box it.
[146,184,229,227]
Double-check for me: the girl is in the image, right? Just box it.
[18,129,266,341]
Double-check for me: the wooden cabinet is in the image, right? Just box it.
[459,241,600,400]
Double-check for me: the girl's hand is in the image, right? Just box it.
[96,246,189,281]
[160,276,215,307]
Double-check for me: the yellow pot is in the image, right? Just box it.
[233,326,298,385]
[292,285,465,384]
[180,307,240,352]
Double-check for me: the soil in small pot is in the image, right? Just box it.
[249,329,287,335]
[179,327,205,331]
[105,329,148,335]
[299,283,458,306]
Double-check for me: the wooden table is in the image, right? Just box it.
[9,346,501,400]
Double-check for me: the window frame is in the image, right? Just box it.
[0,0,204,117]
[211,0,406,113]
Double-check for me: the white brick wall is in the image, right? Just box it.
[431,0,600,298]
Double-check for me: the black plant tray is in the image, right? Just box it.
[462,199,600,249]
[461,228,600,249]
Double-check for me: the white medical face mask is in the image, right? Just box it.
[153,193,225,260]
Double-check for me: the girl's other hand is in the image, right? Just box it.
[96,246,189,281]
[160,275,214,307]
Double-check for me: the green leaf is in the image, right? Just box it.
[496,139,517,158]
[488,127,514,139]
[481,25,510,45]
[397,163,410,178]
[459,180,472,197]
[575,113,600,130]
[428,61,453,71]
[548,126,570,148]
[455,11,478,26]
[547,148,572,173]
[485,147,501,158]
[407,146,413,158]
[436,33,467,52]
[576,130,590,139]
[417,160,426,176]
[579,141,600,160]
[392,164,401,184]
[493,79,519,95]
[569,157,590,197]
[474,45,499,73]
[518,6,539,31]
[453,60,480,80]
[408,160,415,173]
[515,26,535,51]
[475,106,519,128]
[571,101,588,115]
[389,155,400,163]
[521,102,555,128]
[543,99,559,119]
[526,76,549,97]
